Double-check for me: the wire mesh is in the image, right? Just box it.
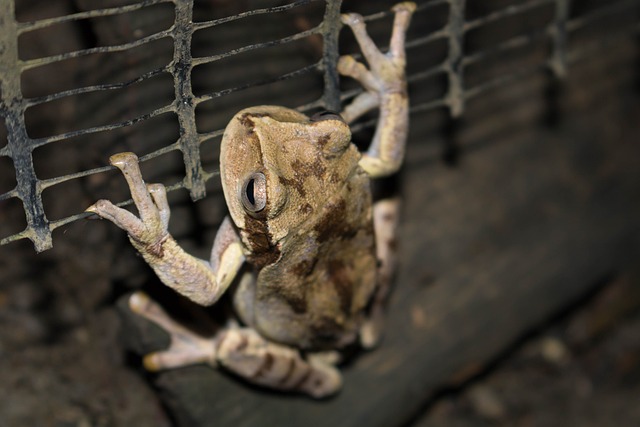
[0,0,638,252]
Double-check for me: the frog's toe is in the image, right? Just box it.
[85,199,145,237]
[392,1,417,14]
[143,347,213,371]
[147,183,170,229]
[107,152,165,229]
[303,360,342,399]
[340,12,364,27]
[109,151,139,168]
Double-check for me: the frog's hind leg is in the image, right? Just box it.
[215,328,342,398]
[360,197,401,349]
[129,292,341,398]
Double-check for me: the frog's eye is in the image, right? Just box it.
[241,172,267,213]
[310,110,345,123]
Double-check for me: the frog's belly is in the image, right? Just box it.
[252,295,364,350]
[250,253,378,350]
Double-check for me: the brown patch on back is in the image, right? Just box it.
[278,175,306,197]
[278,158,327,198]
[313,199,358,243]
[278,159,327,197]
[291,158,326,179]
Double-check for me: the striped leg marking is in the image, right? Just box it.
[216,328,342,398]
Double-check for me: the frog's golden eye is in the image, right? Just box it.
[241,172,267,213]
[310,110,345,123]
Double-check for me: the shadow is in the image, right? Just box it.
[442,116,462,167]
[543,72,565,128]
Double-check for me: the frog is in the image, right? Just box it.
[86,2,415,398]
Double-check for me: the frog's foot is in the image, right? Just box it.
[338,2,416,107]
[216,328,342,398]
[129,292,216,370]
[86,152,170,255]
[338,3,416,177]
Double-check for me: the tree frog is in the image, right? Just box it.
[87,2,415,398]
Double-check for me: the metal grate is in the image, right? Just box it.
[1,0,638,252]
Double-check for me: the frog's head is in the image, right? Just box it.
[219,106,358,255]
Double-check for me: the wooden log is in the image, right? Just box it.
[124,108,640,426]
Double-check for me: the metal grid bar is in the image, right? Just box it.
[550,0,569,78]
[195,62,321,106]
[20,30,173,71]
[16,0,173,33]
[173,0,205,200]
[446,0,465,117]
[0,0,51,251]
[24,66,170,108]
[191,27,321,67]
[464,0,554,32]
[192,0,320,30]
[1,0,639,252]
[321,0,344,112]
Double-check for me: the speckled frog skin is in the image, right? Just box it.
[87,3,415,398]
[223,106,378,351]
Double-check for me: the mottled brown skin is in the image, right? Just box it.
[220,107,377,350]
[85,2,416,398]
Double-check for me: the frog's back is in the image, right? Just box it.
[251,166,377,350]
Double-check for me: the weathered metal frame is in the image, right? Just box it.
[0,0,637,251]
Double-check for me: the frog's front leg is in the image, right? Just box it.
[129,291,341,398]
[339,2,416,177]
[86,152,244,306]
